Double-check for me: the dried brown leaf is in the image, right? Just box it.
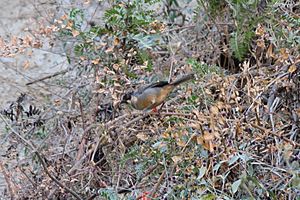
[136,133,148,141]
[203,131,214,141]
[23,60,30,69]
[105,46,114,53]
[255,24,265,36]
[114,37,120,46]
[288,64,297,73]
[266,43,275,59]
[72,30,80,37]
[161,132,170,139]
[176,139,186,147]
[210,106,219,115]
[172,155,182,163]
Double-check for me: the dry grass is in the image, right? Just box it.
[0,0,299,199]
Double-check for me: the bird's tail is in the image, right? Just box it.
[170,73,195,86]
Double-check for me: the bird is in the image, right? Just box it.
[125,73,195,111]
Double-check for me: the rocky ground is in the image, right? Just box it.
[0,0,107,197]
[0,0,67,196]
[0,0,66,105]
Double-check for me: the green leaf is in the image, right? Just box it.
[197,166,207,180]
[231,179,242,194]
[66,55,71,64]
[69,8,84,29]
[200,194,216,200]
[98,188,118,200]
[247,176,267,191]
[131,34,160,49]
[152,141,168,153]
[213,162,221,172]
[228,155,239,166]
[238,153,252,162]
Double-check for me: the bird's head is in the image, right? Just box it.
[121,91,133,104]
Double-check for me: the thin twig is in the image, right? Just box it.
[124,115,148,127]
[0,114,83,200]
[250,123,300,147]
[76,98,87,161]
[0,161,16,200]
[150,170,166,198]
[26,69,68,85]
[107,111,193,126]
[244,72,289,116]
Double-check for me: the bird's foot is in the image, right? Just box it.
[152,107,158,112]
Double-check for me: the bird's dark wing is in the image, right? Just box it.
[135,81,169,95]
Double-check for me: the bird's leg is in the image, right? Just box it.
[157,101,166,113]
